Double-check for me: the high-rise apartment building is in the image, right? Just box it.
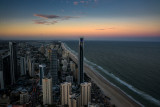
[20,57,26,76]
[50,49,58,85]
[39,64,46,85]
[80,82,91,106]
[2,54,11,88]
[0,55,3,89]
[9,42,18,84]
[42,77,53,105]
[60,82,72,106]
[28,58,35,77]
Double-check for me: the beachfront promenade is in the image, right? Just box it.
[62,43,142,107]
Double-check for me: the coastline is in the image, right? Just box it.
[62,43,142,107]
[84,64,142,107]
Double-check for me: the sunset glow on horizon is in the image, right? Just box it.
[0,0,160,40]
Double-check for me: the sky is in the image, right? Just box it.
[0,0,160,40]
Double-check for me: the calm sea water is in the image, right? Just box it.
[64,41,160,107]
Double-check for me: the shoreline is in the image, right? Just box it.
[84,64,142,107]
[62,43,142,107]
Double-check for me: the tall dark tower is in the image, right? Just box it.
[2,54,11,88]
[78,37,84,84]
[9,42,17,84]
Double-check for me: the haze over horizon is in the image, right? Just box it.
[0,0,160,40]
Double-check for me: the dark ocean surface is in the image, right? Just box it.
[64,41,160,107]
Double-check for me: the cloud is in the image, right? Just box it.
[33,20,58,25]
[96,27,115,30]
[108,27,115,29]
[34,14,59,19]
[61,16,79,20]
[33,14,79,25]
[96,29,105,30]
[74,1,90,5]
[73,1,79,5]
[34,14,78,20]
[80,1,85,3]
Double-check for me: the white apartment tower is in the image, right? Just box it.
[80,82,91,106]
[39,64,46,85]
[42,77,53,105]
[60,82,72,106]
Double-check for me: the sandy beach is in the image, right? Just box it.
[62,44,142,107]
[84,64,141,107]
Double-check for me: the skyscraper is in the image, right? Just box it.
[80,82,91,106]
[39,64,46,85]
[28,58,35,77]
[2,54,11,88]
[9,42,18,84]
[78,37,84,84]
[0,54,3,89]
[50,49,58,85]
[60,82,72,106]
[20,57,26,76]
[42,77,53,105]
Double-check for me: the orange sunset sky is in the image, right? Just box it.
[0,0,160,40]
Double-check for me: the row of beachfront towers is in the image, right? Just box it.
[42,37,92,107]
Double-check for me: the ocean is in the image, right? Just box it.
[64,41,160,107]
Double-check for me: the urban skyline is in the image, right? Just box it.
[0,38,109,107]
[0,38,160,106]
[0,0,160,106]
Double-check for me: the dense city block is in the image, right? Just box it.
[0,40,114,107]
